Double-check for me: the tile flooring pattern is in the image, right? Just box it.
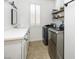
[27,40,50,59]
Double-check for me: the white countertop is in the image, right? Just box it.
[4,28,29,41]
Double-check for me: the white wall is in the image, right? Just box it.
[4,0,30,30]
[4,0,55,41]
[4,1,13,30]
[15,0,30,28]
[4,0,19,30]
[16,0,56,28]
[40,0,56,26]
[64,1,75,59]
[29,0,56,41]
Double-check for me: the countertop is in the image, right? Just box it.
[4,28,29,41]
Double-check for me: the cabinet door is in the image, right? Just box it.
[64,1,75,59]
[4,40,22,59]
[21,39,29,59]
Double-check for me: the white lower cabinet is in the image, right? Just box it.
[4,40,22,59]
[21,39,29,59]
[4,39,29,59]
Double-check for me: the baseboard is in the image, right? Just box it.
[30,38,43,42]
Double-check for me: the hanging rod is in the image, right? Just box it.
[64,0,75,7]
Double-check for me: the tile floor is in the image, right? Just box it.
[27,40,50,59]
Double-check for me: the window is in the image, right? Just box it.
[30,4,40,25]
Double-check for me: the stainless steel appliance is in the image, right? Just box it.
[48,28,64,59]
[42,25,53,45]
[42,25,49,45]
[42,24,56,45]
